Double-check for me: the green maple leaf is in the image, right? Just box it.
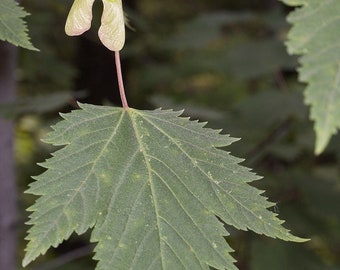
[0,0,37,50]
[23,103,305,269]
[281,0,340,154]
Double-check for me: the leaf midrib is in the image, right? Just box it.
[132,111,231,268]
[137,111,285,237]
[128,109,166,270]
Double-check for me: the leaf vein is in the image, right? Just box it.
[128,111,166,270]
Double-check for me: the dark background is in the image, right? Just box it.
[1,0,340,269]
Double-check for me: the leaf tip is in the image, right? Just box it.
[22,252,34,268]
[23,44,40,52]
[314,130,331,155]
[22,243,45,267]
[288,234,310,243]
[22,259,29,268]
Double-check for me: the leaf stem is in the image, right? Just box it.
[115,51,129,108]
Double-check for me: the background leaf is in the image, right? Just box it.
[251,240,337,270]
[281,0,340,154]
[0,0,37,50]
[0,91,78,120]
[23,103,304,269]
[225,39,297,79]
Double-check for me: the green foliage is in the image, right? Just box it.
[226,39,297,79]
[163,11,255,50]
[0,92,74,120]
[0,0,37,50]
[19,0,77,95]
[251,240,337,270]
[4,1,336,269]
[23,103,304,269]
[282,0,340,154]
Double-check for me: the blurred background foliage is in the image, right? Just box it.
[4,0,340,269]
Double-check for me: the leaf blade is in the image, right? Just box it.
[281,0,340,154]
[24,103,305,269]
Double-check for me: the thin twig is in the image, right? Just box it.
[245,117,293,164]
[115,51,129,108]
[274,69,288,92]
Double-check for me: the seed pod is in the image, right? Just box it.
[65,0,95,36]
[98,0,125,51]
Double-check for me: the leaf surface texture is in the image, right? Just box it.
[24,104,303,269]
